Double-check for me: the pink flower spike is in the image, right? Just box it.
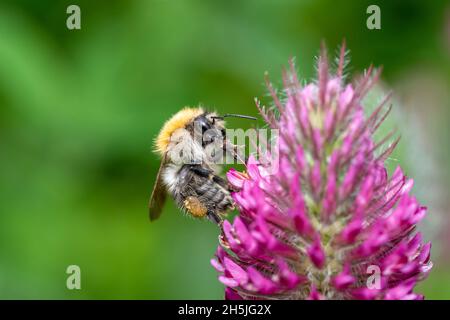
[212,43,432,300]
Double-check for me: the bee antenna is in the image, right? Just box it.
[210,116,224,124]
[222,114,257,120]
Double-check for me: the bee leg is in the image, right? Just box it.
[188,164,213,178]
[207,210,222,225]
[189,164,231,191]
[214,175,238,193]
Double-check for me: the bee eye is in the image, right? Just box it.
[201,122,209,133]
[196,116,212,134]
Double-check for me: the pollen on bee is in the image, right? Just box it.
[183,196,207,218]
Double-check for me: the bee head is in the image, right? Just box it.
[154,107,256,156]
[188,112,226,147]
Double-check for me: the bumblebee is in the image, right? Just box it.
[149,107,255,224]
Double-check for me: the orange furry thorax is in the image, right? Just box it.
[154,107,204,155]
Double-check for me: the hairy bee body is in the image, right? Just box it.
[164,163,234,223]
[149,107,241,224]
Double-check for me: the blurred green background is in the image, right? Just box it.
[0,0,449,299]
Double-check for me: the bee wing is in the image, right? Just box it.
[149,155,168,221]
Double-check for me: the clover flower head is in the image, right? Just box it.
[211,44,432,300]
